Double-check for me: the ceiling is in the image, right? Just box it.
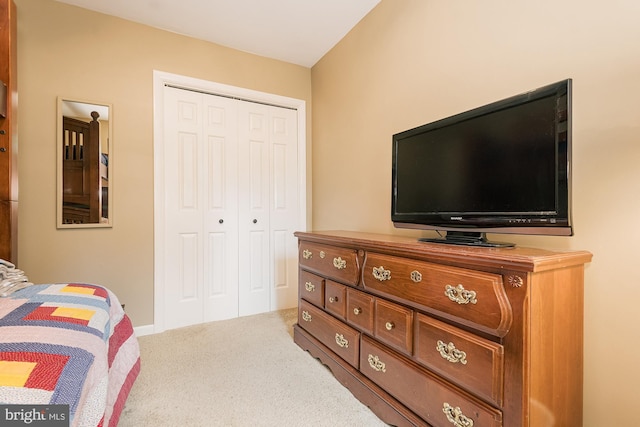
[62,100,109,121]
[53,0,381,68]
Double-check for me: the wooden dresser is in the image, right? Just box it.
[293,230,591,427]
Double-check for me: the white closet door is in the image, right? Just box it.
[267,106,299,311]
[236,102,298,315]
[237,100,299,316]
[163,87,204,329]
[163,87,239,329]
[202,94,240,322]
[161,83,300,329]
[237,101,271,316]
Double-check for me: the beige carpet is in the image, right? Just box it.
[119,308,388,426]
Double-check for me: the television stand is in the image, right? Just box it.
[419,231,515,248]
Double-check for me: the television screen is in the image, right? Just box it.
[391,79,572,247]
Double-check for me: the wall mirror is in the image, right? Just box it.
[56,97,112,228]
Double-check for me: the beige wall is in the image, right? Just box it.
[311,0,640,425]
[14,0,312,327]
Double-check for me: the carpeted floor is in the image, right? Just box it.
[119,308,388,426]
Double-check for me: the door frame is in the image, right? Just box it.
[152,70,308,333]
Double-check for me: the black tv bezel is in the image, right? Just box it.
[391,79,573,246]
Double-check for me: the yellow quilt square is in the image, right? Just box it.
[51,306,95,321]
[0,361,37,387]
[61,285,95,295]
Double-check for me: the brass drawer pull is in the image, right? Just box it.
[436,340,468,365]
[304,281,315,292]
[443,402,474,427]
[367,354,386,373]
[385,321,395,331]
[335,333,349,348]
[302,249,312,259]
[372,266,391,281]
[353,307,362,315]
[333,257,347,270]
[301,310,312,322]
[410,270,422,283]
[329,296,338,303]
[445,284,478,305]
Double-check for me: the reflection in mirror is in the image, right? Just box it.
[57,98,112,228]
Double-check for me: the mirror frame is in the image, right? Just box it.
[56,97,113,228]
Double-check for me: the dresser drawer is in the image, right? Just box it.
[363,252,512,336]
[299,242,360,285]
[414,313,504,407]
[324,280,346,318]
[374,299,413,355]
[346,287,375,335]
[299,270,324,307]
[298,300,360,368]
[361,336,502,427]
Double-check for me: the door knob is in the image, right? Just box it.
[219,219,224,224]
[253,219,257,224]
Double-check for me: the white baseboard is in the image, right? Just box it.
[133,324,155,337]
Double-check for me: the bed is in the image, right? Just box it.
[0,282,140,426]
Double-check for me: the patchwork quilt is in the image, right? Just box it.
[0,283,141,427]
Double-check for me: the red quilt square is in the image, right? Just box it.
[22,306,90,326]
[0,351,70,391]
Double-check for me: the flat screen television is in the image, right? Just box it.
[391,79,572,247]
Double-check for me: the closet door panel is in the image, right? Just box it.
[179,233,199,300]
[269,107,299,310]
[163,88,205,329]
[203,95,239,321]
[238,102,270,316]
[273,229,288,294]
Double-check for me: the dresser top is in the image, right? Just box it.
[295,230,592,273]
